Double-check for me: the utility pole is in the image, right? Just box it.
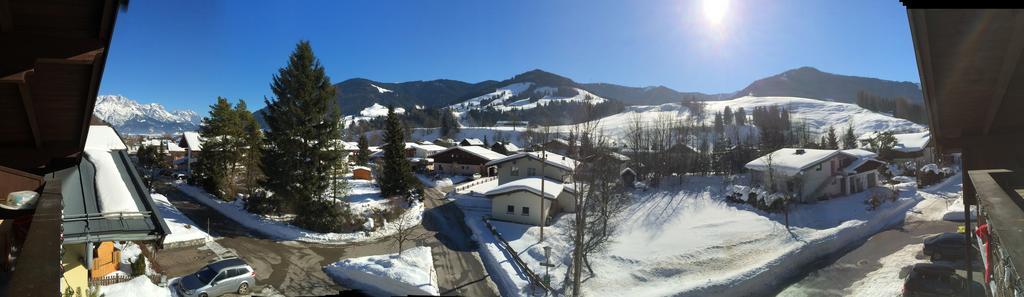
[541,246,554,290]
[540,150,546,242]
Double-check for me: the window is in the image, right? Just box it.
[527,167,537,176]
[511,164,519,176]
[816,163,822,171]
[507,205,514,214]
[522,207,530,216]
[213,272,228,283]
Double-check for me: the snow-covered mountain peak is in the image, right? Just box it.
[93,95,202,135]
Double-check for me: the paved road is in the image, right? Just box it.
[778,188,984,296]
[152,182,497,296]
[420,186,499,297]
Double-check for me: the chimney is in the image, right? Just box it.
[795,149,806,155]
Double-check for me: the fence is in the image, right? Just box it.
[88,274,162,286]
[482,218,552,292]
[454,176,497,193]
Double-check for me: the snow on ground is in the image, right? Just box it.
[845,244,928,297]
[555,96,925,144]
[99,276,171,297]
[449,82,606,113]
[369,84,393,94]
[457,175,929,296]
[415,174,470,189]
[152,193,212,246]
[360,103,404,117]
[176,184,423,245]
[323,246,438,297]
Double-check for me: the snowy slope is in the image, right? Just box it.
[449,83,607,112]
[556,96,925,142]
[93,95,201,135]
[343,103,407,126]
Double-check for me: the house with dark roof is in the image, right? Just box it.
[429,146,506,176]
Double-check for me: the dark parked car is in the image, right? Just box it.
[174,258,256,297]
[902,263,982,296]
[923,232,977,261]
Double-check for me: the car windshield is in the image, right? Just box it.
[195,266,218,284]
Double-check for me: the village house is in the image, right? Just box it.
[177,131,204,176]
[429,145,507,176]
[745,148,886,203]
[858,131,935,167]
[459,138,485,147]
[490,141,521,155]
[483,151,579,226]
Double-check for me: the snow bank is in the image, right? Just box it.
[152,193,212,247]
[176,184,422,245]
[323,246,438,296]
[100,276,170,297]
[942,196,976,222]
[846,244,927,296]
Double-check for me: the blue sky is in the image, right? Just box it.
[98,0,918,112]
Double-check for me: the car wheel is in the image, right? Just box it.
[199,293,208,297]
[238,282,250,294]
[932,251,942,261]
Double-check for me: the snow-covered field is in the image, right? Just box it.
[323,246,438,297]
[176,183,423,245]
[458,175,932,296]
[554,96,926,143]
[152,193,213,247]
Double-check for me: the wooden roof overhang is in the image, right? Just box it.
[0,1,125,296]
[0,0,123,174]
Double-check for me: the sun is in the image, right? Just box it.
[703,0,730,25]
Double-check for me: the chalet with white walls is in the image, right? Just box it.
[745,148,886,203]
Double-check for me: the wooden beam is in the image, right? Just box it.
[907,10,945,144]
[17,71,40,148]
[78,49,105,150]
[0,0,11,33]
[983,12,1024,135]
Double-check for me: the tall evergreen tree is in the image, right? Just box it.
[355,133,370,166]
[261,41,348,232]
[195,97,244,200]
[235,100,264,197]
[825,126,839,149]
[379,106,415,197]
[723,106,734,126]
[842,124,858,149]
[735,107,747,126]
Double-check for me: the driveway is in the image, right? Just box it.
[152,182,497,296]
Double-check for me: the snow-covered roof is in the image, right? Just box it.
[745,148,840,176]
[432,145,507,161]
[840,149,877,159]
[340,141,359,151]
[893,132,931,153]
[842,158,886,174]
[411,142,447,152]
[141,139,185,152]
[351,166,371,171]
[485,151,579,172]
[484,177,568,200]
[494,142,521,152]
[85,125,127,151]
[181,131,203,151]
[460,138,485,146]
[84,148,141,217]
[857,131,931,153]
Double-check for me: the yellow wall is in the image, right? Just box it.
[91,242,120,279]
[60,243,88,295]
